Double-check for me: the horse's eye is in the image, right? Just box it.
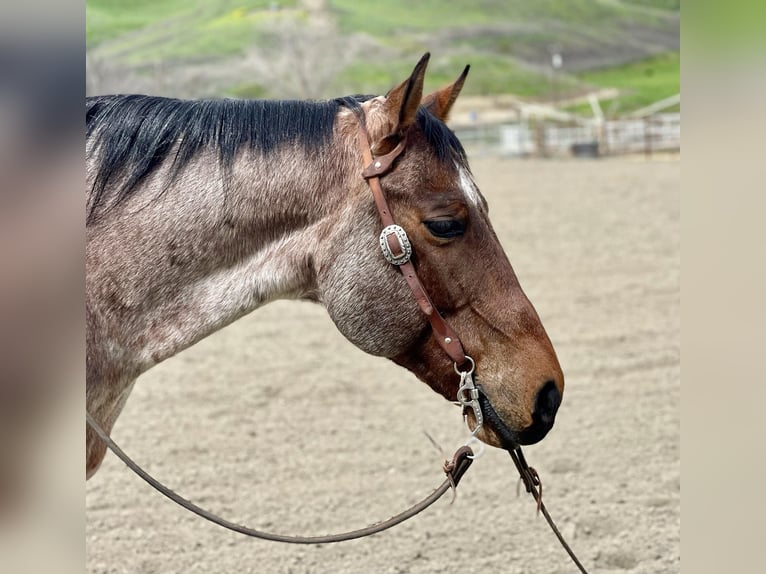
[423,219,466,239]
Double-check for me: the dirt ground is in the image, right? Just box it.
[86,157,680,574]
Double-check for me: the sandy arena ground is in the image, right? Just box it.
[86,157,680,574]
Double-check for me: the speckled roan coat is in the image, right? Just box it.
[85,55,563,479]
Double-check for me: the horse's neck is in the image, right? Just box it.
[88,144,354,375]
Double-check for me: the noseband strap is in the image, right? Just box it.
[355,119,467,367]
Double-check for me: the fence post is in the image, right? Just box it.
[534,120,547,158]
[598,118,609,156]
[643,117,650,159]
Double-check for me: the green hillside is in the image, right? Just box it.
[578,51,680,114]
[86,0,679,112]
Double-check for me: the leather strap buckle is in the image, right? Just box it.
[379,224,412,265]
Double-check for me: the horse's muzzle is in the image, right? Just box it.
[478,379,561,450]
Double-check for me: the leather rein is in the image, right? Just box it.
[86,110,588,572]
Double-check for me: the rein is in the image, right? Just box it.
[510,447,590,574]
[86,412,474,543]
[86,109,589,572]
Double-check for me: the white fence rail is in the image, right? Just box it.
[455,113,680,158]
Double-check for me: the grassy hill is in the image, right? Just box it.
[86,0,679,113]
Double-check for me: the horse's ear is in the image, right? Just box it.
[382,52,430,134]
[422,65,470,123]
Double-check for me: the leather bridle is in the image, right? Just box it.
[355,117,467,367]
[352,112,491,441]
[86,108,589,573]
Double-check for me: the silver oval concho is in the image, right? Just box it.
[379,224,412,266]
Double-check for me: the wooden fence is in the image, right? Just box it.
[455,113,680,158]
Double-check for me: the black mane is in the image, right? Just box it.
[86,94,466,224]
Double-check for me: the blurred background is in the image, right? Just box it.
[86,0,680,158]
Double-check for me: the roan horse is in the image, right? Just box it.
[85,54,564,480]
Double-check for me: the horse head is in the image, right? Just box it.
[318,54,564,450]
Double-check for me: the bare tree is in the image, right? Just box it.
[85,0,379,100]
[86,53,159,97]
[244,7,357,99]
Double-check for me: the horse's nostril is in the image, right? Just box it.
[514,380,562,446]
[534,379,562,426]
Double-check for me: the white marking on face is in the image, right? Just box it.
[457,164,481,208]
